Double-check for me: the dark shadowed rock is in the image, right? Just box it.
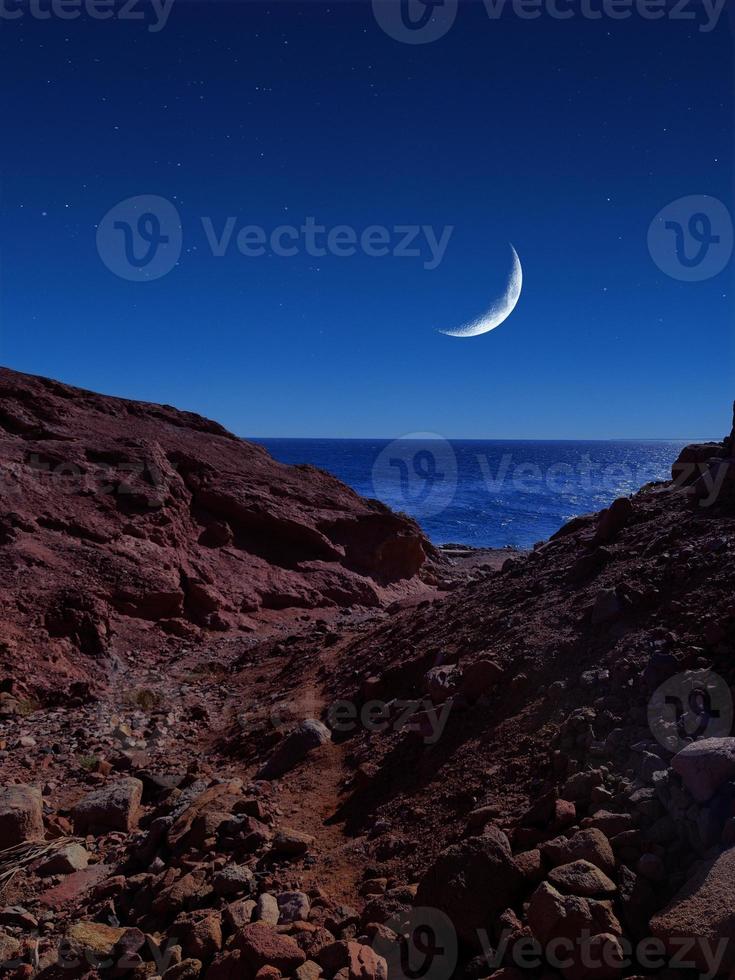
[671,737,735,803]
[592,497,633,545]
[415,827,523,946]
[258,720,331,779]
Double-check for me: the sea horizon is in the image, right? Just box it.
[256,436,694,550]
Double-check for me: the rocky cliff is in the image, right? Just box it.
[0,367,432,703]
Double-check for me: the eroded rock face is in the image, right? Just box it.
[0,367,432,700]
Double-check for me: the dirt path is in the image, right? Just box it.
[270,637,365,906]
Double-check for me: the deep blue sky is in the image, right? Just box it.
[1,0,733,438]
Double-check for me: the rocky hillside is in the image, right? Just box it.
[1,374,735,980]
[0,367,432,703]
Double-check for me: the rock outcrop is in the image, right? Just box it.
[0,367,432,701]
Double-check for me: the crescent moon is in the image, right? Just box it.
[440,245,523,338]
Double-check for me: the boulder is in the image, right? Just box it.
[650,847,735,973]
[548,860,616,897]
[316,942,387,980]
[671,737,735,803]
[541,829,615,875]
[272,828,315,855]
[212,864,254,898]
[258,721,331,779]
[0,784,44,847]
[581,811,634,837]
[527,881,623,980]
[71,777,143,834]
[179,912,222,962]
[593,497,633,545]
[235,923,306,973]
[415,827,523,946]
[460,658,503,699]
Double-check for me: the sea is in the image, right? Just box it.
[255,438,690,551]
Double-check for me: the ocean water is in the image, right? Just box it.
[256,438,689,550]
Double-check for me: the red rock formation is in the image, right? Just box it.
[0,367,432,701]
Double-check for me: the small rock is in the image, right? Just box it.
[255,893,280,926]
[272,828,315,855]
[224,898,256,931]
[163,960,203,980]
[277,890,310,924]
[212,864,254,898]
[295,961,323,980]
[37,843,89,876]
[66,921,127,958]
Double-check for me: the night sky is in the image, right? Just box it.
[1,0,732,438]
